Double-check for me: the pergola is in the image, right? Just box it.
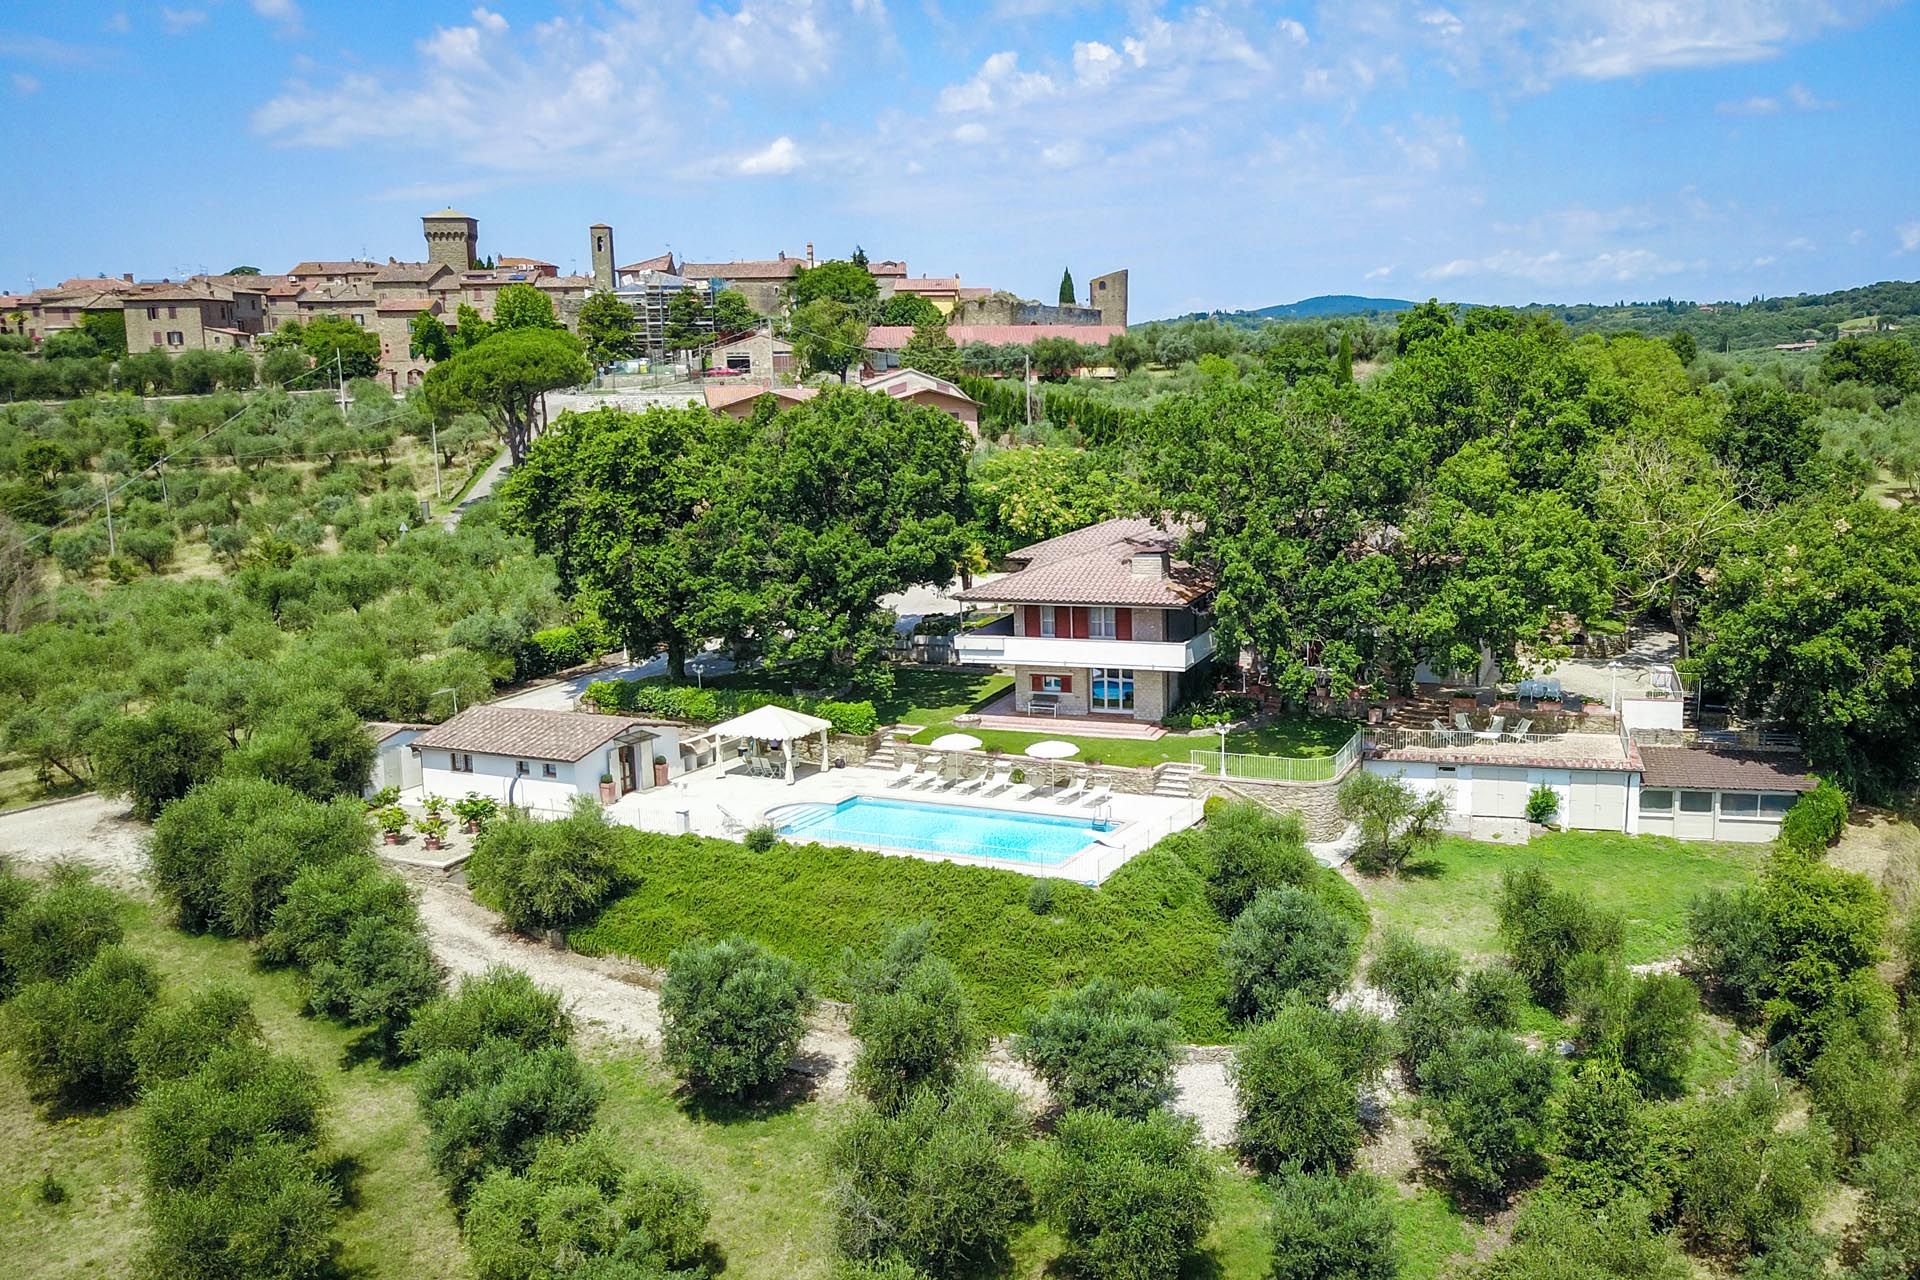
[697,703,835,785]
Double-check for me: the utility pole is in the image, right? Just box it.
[102,478,116,559]
[1024,351,1032,430]
[335,351,347,413]
[429,421,443,503]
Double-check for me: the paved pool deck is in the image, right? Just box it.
[607,757,1202,883]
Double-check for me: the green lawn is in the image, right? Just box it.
[1358,830,1767,964]
[0,896,467,1280]
[874,666,1353,769]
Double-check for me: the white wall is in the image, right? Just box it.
[369,729,424,795]
[1363,760,1631,833]
[419,748,591,816]
[1620,697,1685,733]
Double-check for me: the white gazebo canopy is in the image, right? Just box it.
[704,703,835,784]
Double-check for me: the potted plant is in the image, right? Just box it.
[652,754,670,787]
[452,792,497,834]
[422,794,448,821]
[377,805,408,845]
[416,814,449,851]
[365,785,399,810]
[598,771,617,803]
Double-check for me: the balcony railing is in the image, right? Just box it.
[951,628,1215,673]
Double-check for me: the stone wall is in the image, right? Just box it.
[1193,774,1349,841]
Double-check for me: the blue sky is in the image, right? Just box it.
[3,1,1918,318]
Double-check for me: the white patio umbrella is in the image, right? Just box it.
[1023,738,1080,785]
[928,732,984,752]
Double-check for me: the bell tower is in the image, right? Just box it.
[422,207,479,271]
[590,223,615,291]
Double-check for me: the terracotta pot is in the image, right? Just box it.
[382,831,399,845]
[426,836,443,851]
[464,820,479,834]
[653,762,670,786]
[598,781,617,803]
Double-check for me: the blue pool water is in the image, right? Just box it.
[771,795,1116,866]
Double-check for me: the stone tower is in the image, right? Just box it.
[1087,269,1128,327]
[589,223,615,292]
[422,207,479,271]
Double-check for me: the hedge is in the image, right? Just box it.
[1780,780,1849,855]
[570,825,1368,1043]
[579,680,880,737]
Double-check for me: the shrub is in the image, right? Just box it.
[1187,800,1318,917]
[1366,931,1462,1008]
[463,1131,711,1280]
[1418,1028,1558,1199]
[1233,995,1390,1174]
[1806,1022,1902,1165]
[1221,886,1359,1021]
[660,936,814,1100]
[1338,772,1447,875]
[130,984,263,1091]
[8,944,159,1106]
[743,823,779,852]
[307,916,442,1056]
[1038,1108,1215,1280]
[1846,1138,1920,1277]
[1267,1168,1397,1280]
[138,1045,327,1192]
[466,797,626,935]
[1566,956,1700,1100]
[1461,965,1529,1030]
[579,680,880,736]
[0,865,122,987]
[847,925,978,1113]
[1476,1191,1689,1280]
[830,1074,1029,1278]
[1013,978,1180,1120]
[222,694,375,801]
[1779,780,1848,854]
[36,1173,67,1205]
[1548,1060,1674,1213]
[263,855,419,970]
[1526,785,1560,826]
[216,795,372,939]
[1496,865,1625,1010]
[1025,878,1054,915]
[144,1139,340,1280]
[1677,1069,1833,1255]
[90,701,229,819]
[402,966,573,1060]
[0,858,34,998]
[416,1039,604,1202]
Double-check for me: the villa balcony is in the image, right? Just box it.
[951,625,1215,674]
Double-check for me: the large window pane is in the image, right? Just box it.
[1720,792,1760,817]
[1090,667,1135,712]
[1760,793,1795,817]
[1679,791,1713,813]
[1640,789,1673,812]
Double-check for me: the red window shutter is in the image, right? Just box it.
[1023,605,1041,635]
[1116,609,1133,641]
[1030,674,1043,692]
[1070,607,1090,639]
[1061,675,1073,693]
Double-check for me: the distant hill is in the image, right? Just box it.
[1156,295,1417,324]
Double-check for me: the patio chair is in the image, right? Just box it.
[1054,769,1087,801]
[1506,718,1532,742]
[983,763,1013,792]
[1452,711,1472,732]
[1474,715,1506,743]
[1083,778,1114,807]
[910,759,945,789]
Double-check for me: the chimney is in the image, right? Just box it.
[806,242,814,266]
[1129,551,1169,579]
[122,273,132,282]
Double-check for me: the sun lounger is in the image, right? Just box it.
[953,767,988,794]
[1054,769,1087,801]
[1505,718,1532,742]
[886,758,917,787]
[1474,715,1506,743]
[984,763,1012,792]
[1083,780,1113,807]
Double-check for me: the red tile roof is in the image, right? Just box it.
[376,296,437,312]
[682,258,804,281]
[865,323,1125,350]
[703,384,817,412]
[411,706,659,763]
[956,516,1211,608]
[618,253,676,274]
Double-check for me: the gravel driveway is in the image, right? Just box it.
[0,794,1240,1144]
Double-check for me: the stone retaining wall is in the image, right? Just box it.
[1193,774,1349,841]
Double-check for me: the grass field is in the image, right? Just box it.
[0,896,466,1280]
[1358,829,1766,964]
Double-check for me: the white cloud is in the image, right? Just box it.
[10,73,40,96]
[160,7,208,33]
[104,12,130,34]
[1364,265,1394,280]
[1717,80,1836,114]
[693,0,838,85]
[1899,222,1920,254]
[951,122,990,144]
[1786,82,1835,109]
[938,50,1057,111]
[251,0,303,33]
[736,135,801,175]
[1072,37,1145,86]
[1717,94,1779,115]
[1423,246,1688,287]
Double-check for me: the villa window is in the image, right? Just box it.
[1640,788,1673,812]
[543,762,558,778]
[1039,605,1057,637]
[1089,606,1116,639]
[1760,793,1796,818]
[1720,792,1760,818]
[450,753,473,773]
[1039,674,1064,693]
[1679,791,1713,814]
[515,760,530,776]
[1090,667,1136,713]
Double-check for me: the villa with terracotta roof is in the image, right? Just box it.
[953,517,1216,723]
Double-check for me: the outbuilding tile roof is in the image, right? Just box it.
[410,706,655,763]
[1638,747,1815,793]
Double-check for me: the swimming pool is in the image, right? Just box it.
[770,795,1116,866]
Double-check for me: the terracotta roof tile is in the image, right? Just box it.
[956,516,1210,607]
[411,706,658,763]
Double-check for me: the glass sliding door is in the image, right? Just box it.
[1089,667,1136,713]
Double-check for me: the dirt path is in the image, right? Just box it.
[0,795,1242,1143]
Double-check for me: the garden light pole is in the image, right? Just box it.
[432,686,459,718]
[1215,721,1230,779]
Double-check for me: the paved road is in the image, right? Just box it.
[443,446,511,529]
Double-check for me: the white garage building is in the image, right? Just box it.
[1363,726,1814,841]
[410,705,688,816]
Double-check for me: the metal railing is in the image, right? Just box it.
[1189,731,1362,784]
[1368,727,1620,752]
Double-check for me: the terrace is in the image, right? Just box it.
[1365,723,1635,771]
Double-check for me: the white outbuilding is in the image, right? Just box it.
[410,705,684,815]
